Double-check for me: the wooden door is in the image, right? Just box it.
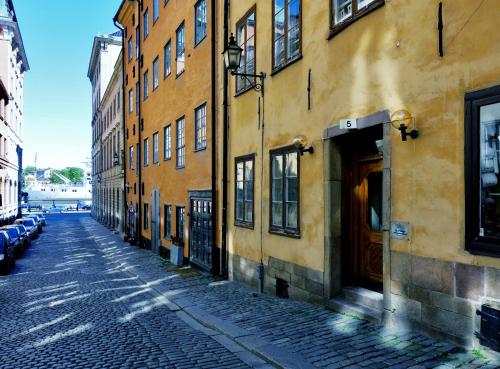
[357,159,383,287]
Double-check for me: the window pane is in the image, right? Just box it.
[164,42,171,77]
[480,102,500,238]
[245,200,253,222]
[286,202,298,228]
[272,202,283,226]
[358,0,375,10]
[245,160,253,182]
[334,0,352,24]
[367,172,382,232]
[153,58,159,89]
[236,162,244,182]
[153,133,159,163]
[176,24,185,74]
[195,0,207,44]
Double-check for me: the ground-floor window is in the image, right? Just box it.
[164,204,171,239]
[465,84,500,257]
[176,206,185,242]
[235,154,254,227]
[144,203,149,230]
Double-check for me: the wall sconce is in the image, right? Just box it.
[292,135,314,155]
[391,109,418,142]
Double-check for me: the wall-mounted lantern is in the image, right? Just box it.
[391,109,418,142]
[292,135,314,156]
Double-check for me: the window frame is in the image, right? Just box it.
[143,8,149,39]
[129,146,134,170]
[234,154,255,229]
[164,204,172,239]
[194,103,207,151]
[153,0,159,23]
[152,131,159,164]
[176,22,186,77]
[135,27,140,59]
[194,0,207,46]
[176,117,186,169]
[235,6,257,95]
[164,124,172,160]
[143,69,149,101]
[128,89,133,113]
[271,0,302,74]
[144,203,149,230]
[152,56,159,90]
[164,40,172,78]
[329,0,385,39]
[269,146,301,238]
[176,206,185,243]
[143,137,149,167]
[127,36,133,62]
[465,84,500,258]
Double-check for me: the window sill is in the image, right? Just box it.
[328,0,385,40]
[194,146,207,153]
[163,72,171,80]
[271,54,303,77]
[235,222,254,230]
[466,241,500,258]
[176,165,185,170]
[176,70,185,79]
[194,35,207,48]
[163,157,171,161]
[269,228,300,239]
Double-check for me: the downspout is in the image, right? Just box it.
[210,0,218,275]
[137,0,143,248]
[221,0,230,277]
[113,17,127,239]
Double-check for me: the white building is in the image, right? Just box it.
[0,0,28,224]
[88,32,123,232]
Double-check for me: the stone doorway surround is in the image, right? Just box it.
[323,110,392,314]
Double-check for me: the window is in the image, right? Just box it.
[194,0,207,45]
[144,138,149,166]
[195,103,207,150]
[176,22,185,75]
[135,82,140,115]
[273,0,301,70]
[136,143,140,175]
[153,132,159,164]
[465,85,500,257]
[164,41,171,78]
[128,89,133,113]
[143,9,149,38]
[331,0,383,29]
[127,37,133,61]
[235,155,254,227]
[153,57,159,90]
[176,206,185,242]
[153,0,159,23]
[144,203,149,230]
[143,70,149,100]
[176,117,185,168]
[135,27,140,59]
[270,147,299,236]
[236,8,256,93]
[164,125,172,160]
[164,204,171,239]
[129,146,134,170]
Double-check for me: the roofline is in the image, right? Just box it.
[114,0,135,26]
[0,0,29,72]
[87,34,122,80]
[0,78,9,103]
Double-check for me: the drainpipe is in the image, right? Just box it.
[221,0,230,277]
[137,0,143,248]
[113,17,127,239]
[210,0,219,275]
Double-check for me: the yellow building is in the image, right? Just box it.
[115,0,219,272]
[224,0,500,347]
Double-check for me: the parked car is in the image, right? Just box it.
[0,232,14,275]
[0,228,22,258]
[14,218,38,239]
[9,224,30,250]
[26,215,43,234]
[28,213,47,227]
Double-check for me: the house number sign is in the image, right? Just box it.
[391,221,410,240]
[340,118,357,130]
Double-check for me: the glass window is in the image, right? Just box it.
[332,0,379,26]
[144,138,149,166]
[153,57,159,90]
[176,117,185,168]
[129,146,134,170]
[235,155,254,227]
[270,148,299,235]
[465,86,500,257]
[164,125,171,160]
[136,143,140,176]
[153,132,159,164]
[195,104,207,151]
[135,27,140,59]
[144,203,149,230]
[135,82,140,115]
[273,0,301,70]
[195,0,207,45]
[236,8,255,92]
[127,37,133,61]
[164,41,171,77]
[143,70,149,100]
[153,0,159,22]
[143,9,149,38]
[128,89,133,113]
[176,23,185,75]
[164,204,171,239]
[176,206,185,242]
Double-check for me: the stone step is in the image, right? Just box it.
[342,286,384,311]
[327,297,383,322]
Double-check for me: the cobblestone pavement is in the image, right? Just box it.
[1,214,498,369]
[0,214,258,369]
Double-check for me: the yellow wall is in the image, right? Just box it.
[227,0,500,273]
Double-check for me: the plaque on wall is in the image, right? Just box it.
[391,221,410,240]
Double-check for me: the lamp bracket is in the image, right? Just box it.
[231,71,266,95]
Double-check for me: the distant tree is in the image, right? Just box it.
[50,172,65,184]
[60,167,84,183]
[24,166,36,175]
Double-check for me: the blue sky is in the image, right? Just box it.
[15,0,122,169]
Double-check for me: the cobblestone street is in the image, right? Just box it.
[0,214,498,369]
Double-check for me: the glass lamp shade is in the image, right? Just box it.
[223,34,243,71]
